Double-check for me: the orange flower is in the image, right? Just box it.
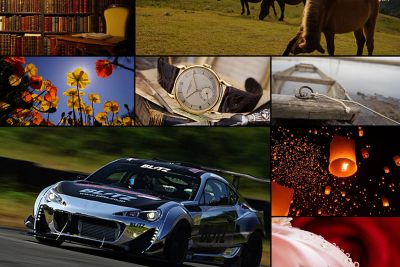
[21,92,32,103]
[42,119,55,126]
[3,56,25,64]
[44,86,57,102]
[20,109,33,119]
[29,76,44,90]
[95,60,114,78]
[13,108,23,116]
[32,112,42,125]
[13,63,25,77]
[123,117,134,126]
[32,94,44,102]
[103,101,119,113]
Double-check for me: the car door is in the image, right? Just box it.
[192,179,237,255]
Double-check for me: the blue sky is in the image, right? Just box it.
[24,57,134,121]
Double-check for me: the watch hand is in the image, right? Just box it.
[186,88,199,98]
[192,71,199,90]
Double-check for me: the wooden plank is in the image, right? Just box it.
[272,74,336,85]
[271,66,296,94]
[272,94,361,125]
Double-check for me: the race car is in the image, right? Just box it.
[24,158,268,267]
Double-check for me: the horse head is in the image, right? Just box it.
[291,36,325,55]
[259,0,274,20]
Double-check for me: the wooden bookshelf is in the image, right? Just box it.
[0,0,133,55]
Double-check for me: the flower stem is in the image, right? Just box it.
[76,85,83,126]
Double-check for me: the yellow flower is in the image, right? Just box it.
[32,94,44,102]
[6,118,13,125]
[9,74,21,86]
[59,117,68,125]
[123,117,134,126]
[95,112,107,123]
[17,118,30,126]
[32,106,40,112]
[67,96,83,110]
[88,93,100,104]
[0,102,10,111]
[85,106,93,115]
[41,97,59,112]
[67,68,90,89]
[62,88,85,97]
[77,103,86,113]
[25,63,38,77]
[103,101,119,113]
[114,117,123,125]
[20,109,33,119]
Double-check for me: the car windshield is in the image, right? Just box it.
[85,162,201,201]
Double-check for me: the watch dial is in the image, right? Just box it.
[175,67,219,113]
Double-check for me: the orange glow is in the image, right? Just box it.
[329,135,357,177]
[384,166,390,173]
[341,163,348,172]
[382,198,389,207]
[271,182,294,216]
[325,186,331,195]
[359,130,364,136]
[394,155,400,166]
[361,148,369,159]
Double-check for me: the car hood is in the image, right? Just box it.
[54,181,171,210]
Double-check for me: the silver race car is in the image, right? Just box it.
[25,158,268,267]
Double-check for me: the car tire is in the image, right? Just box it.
[165,221,189,267]
[241,231,263,267]
[35,237,63,246]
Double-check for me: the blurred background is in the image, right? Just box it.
[0,127,270,265]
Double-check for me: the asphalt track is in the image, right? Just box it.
[0,227,213,267]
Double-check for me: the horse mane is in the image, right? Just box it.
[301,0,327,50]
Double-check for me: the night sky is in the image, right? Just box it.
[24,57,134,121]
[272,126,400,217]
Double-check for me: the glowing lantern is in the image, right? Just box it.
[271,182,294,216]
[325,186,331,195]
[341,191,346,197]
[384,166,390,173]
[318,209,321,215]
[361,148,369,159]
[329,135,358,177]
[359,129,364,136]
[394,155,400,166]
[382,198,389,207]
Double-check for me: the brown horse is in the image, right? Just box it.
[241,0,277,17]
[283,0,379,56]
[259,0,306,21]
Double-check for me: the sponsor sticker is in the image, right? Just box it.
[214,258,224,263]
[75,184,161,200]
[140,164,171,172]
[189,168,202,173]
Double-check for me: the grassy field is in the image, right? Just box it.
[136,0,400,55]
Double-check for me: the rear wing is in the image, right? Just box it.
[152,157,270,190]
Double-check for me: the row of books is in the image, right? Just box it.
[98,0,132,10]
[0,33,41,55]
[44,15,95,33]
[44,0,95,14]
[0,15,41,32]
[44,35,85,55]
[0,0,41,12]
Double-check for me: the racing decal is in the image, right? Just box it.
[214,258,224,263]
[140,164,171,172]
[130,222,145,228]
[75,184,161,200]
[189,168,201,173]
[199,224,228,244]
[127,158,140,161]
[193,214,201,226]
[79,188,137,203]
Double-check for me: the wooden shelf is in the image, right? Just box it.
[44,13,93,16]
[0,31,41,33]
[44,32,90,35]
[0,12,41,15]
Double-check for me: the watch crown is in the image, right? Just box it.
[203,64,212,69]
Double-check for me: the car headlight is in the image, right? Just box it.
[45,188,65,205]
[126,210,162,222]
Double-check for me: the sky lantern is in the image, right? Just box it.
[361,148,369,159]
[341,191,346,197]
[325,186,331,195]
[318,209,322,214]
[271,182,295,216]
[382,198,389,207]
[384,166,390,173]
[394,155,400,166]
[329,135,358,177]
[359,129,364,136]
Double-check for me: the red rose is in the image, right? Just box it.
[292,217,400,267]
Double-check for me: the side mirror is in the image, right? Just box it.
[209,201,219,206]
[77,175,88,180]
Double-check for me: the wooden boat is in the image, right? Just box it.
[272,63,361,125]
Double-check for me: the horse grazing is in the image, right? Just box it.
[241,0,277,17]
[283,0,379,56]
[259,0,306,21]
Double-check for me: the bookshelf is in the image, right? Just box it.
[0,0,133,55]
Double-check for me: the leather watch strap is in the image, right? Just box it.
[218,86,262,113]
[157,57,180,94]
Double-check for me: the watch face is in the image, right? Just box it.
[174,67,220,113]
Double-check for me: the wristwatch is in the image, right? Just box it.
[157,57,262,115]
